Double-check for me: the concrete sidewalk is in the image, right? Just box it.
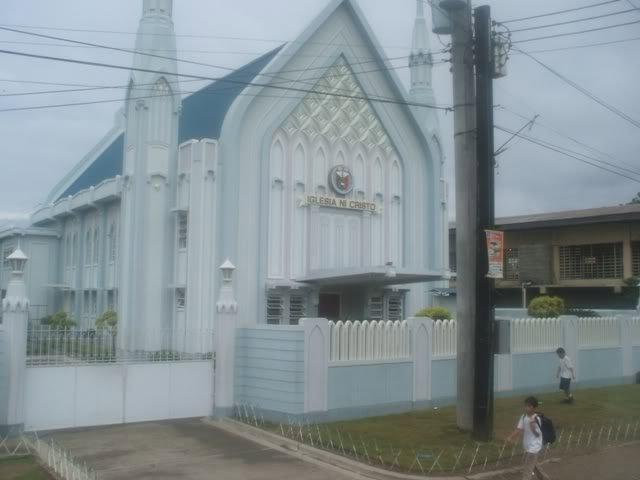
[43,419,363,480]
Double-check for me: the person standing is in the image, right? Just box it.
[507,396,551,480]
[556,347,576,403]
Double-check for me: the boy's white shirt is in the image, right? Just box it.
[559,355,574,379]
[517,413,543,454]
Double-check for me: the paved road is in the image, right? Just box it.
[45,419,358,480]
[497,443,640,480]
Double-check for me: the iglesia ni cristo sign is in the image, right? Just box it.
[302,194,378,213]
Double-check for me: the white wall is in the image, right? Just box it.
[24,361,213,431]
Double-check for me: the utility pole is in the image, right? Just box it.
[472,4,495,441]
[445,0,477,432]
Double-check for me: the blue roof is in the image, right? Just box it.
[57,46,282,201]
[179,46,283,142]
[59,133,124,199]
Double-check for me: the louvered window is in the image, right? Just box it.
[387,294,404,321]
[267,293,283,325]
[368,296,384,320]
[289,294,306,326]
[632,241,640,277]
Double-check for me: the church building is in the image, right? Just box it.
[0,0,448,350]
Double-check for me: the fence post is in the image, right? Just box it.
[560,315,578,378]
[620,315,633,379]
[1,248,29,436]
[301,318,329,415]
[213,259,237,417]
[408,316,432,404]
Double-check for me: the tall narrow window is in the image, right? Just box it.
[109,224,117,262]
[632,241,640,277]
[289,293,306,326]
[93,228,100,265]
[72,233,78,267]
[267,292,283,325]
[85,229,92,265]
[178,212,188,249]
[176,288,186,310]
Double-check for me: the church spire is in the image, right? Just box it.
[410,0,432,95]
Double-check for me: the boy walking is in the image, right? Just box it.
[556,347,575,403]
[507,396,551,480]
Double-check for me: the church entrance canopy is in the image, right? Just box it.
[295,266,442,288]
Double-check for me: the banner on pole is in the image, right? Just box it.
[485,230,504,279]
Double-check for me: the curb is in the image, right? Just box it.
[202,417,540,480]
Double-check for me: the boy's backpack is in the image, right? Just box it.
[536,413,556,445]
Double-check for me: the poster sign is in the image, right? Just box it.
[485,229,504,279]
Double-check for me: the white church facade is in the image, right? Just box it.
[0,0,448,350]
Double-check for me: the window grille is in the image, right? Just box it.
[107,290,116,311]
[559,243,623,280]
[504,248,519,281]
[176,288,186,310]
[178,212,188,249]
[289,294,306,325]
[633,241,640,277]
[387,294,404,321]
[267,293,283,325]
[83,291,90,313]
[368,296,384,320]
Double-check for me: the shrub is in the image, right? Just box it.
[415,306,452,321]
[565,308,600,318]
[44,310,76,329]
[527,296,564,318]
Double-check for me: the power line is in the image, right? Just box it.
[513,46,640,129]
[511,18,640,43]
[507,8,637,34]
[0,48,453,112]
[495,125,640,183]
[0,23,416,51]
[515,35,640,54]
[497,104,640,175]
[501,0,622,24]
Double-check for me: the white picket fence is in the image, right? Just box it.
[432,319,457,357]
[510,317,563,353]
[630,317,640,346]
[577,316,621,347]
[328,320,410,362]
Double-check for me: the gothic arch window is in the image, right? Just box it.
[268,138,285,278]
[292,142,307,278]
[389,160,402,266]
[65,234,71,267]
[373,157,383,196]
[72,233,78,267]
[148,78,173,143]
[314,146,327,193]
[354,153,365,197]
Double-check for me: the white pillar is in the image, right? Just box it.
[214,260,237,417]
[301,318,329,414]
[409,317,432,404]
[561,315,578,378]
[2,248,29,435]
[620,316,633,378]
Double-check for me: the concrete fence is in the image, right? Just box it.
[432,319,456,357]
[328,320,410,362]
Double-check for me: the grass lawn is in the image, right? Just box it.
[271,384,640,473]
[0,456,54,480]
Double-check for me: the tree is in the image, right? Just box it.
[628,192,640,205]
[44,310,76,329]
[95,309,117,332]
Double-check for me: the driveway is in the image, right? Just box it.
[43,419,359,480]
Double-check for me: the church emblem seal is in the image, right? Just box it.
[329,165,353,196]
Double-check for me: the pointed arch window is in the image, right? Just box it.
[109,223,117,262]
[85,229,92,265]
[93,228,100,265]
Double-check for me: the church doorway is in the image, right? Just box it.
[318,293,341,320]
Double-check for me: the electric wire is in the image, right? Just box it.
[511,18,640,44]
[512,46,640,129]
[0,48,453,112]
[500,0,622,24]
[495,125,640,183]
[507,8,637,34]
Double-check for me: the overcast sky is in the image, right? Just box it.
[1,0,639,225]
